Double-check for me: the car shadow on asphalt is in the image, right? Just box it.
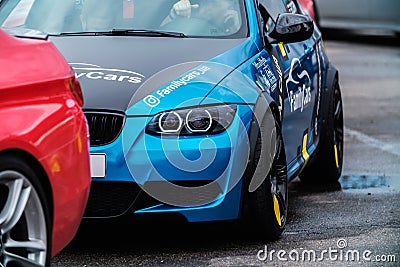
[62,178,343,256]
[66,216,256,255]
[288,177,341,195]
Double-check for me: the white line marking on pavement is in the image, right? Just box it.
[345,128,400,157]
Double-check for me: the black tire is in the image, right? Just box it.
[300,76,344,184]
[0,154,51,267]
[245,116,288,241]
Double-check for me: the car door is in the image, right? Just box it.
[256,0,319,170]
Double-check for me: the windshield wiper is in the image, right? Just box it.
[109,29,187,37]
[52,31,109,36]
[53,29,186,37]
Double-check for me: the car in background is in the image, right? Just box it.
[0,0,343,241]
[0,29,91,266]
[297,0,317,22]
[313,0,400,34]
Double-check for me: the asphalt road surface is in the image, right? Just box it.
[52,31,400,267]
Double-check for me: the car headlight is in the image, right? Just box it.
[146,104,237,135]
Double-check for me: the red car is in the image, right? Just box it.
[0,29,91,266]
[297,0,317,23]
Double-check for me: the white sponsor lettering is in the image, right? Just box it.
[286,58,312,113]
[70,63,144,85]
[143,65,211,107]
[252,56,267,70]
[288,84,311,112]
[86,72,103,79]
[272,55,282,78]
[253,56,277,93]
[272,55,283,113]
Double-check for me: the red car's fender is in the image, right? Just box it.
[0,30,91,256]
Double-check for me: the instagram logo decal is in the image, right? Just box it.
[143,95,161,107]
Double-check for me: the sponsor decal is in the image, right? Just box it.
[286,58,312,113]
[313,41,323,136]
[271,54,284,117]
[253,56,277,93]
[142,65,211,107]
[143,95,161,108]
[252,56,267,70]
[70,63,145,84]
[272,55,282,79]
[278,42,289,61]
[288,84,311,113]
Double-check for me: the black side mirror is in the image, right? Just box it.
[269,13,314,43]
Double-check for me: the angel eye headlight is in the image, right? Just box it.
[159,111,182,133]
[186,109,212,133]
[146,104,237,135]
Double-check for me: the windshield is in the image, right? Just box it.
[0,0,247,38]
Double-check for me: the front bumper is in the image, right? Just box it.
[85,104,253,222]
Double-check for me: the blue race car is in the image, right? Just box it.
[0,0,343,240]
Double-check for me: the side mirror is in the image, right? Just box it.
[268,13,314,43]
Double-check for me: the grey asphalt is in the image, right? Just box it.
[52,31,400,267]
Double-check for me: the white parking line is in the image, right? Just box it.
[345,128,400,157]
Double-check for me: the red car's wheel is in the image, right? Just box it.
[0,155,51,267]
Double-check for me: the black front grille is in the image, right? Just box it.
[84,111,125,146]
[84,181,141,218]
[83,180,222,218]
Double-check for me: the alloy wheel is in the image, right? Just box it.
[0,170,47,267]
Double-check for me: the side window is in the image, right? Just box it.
[256,0,288,36]
[256,2,273,35]
[283,0,299,14]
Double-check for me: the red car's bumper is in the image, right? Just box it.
[41,111,91,257]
